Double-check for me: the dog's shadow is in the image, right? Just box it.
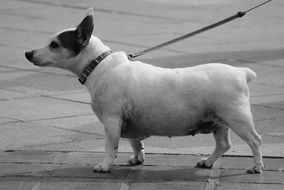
[7,164,254,188]
[49,165,213,182]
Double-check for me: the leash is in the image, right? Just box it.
[128,0,272,59]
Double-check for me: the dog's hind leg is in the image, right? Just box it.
[196,125,231,168]
[219,104,263,173]
[128,139,145,165]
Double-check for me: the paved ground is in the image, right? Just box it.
[0,0,284,189]
[0,150,284,190]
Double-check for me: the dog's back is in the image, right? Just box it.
[101,57,254,137]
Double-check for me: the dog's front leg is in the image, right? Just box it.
[93,119,121,173]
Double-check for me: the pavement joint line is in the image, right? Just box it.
[252,93,284,97]
[0,25,52,36]
[263,133,284,139]
[254,82,284,90]
[0,86,86,97]
[0,115,95,125]
[258,62,284,68]
[119,167,138,190]
[216,182,284,185]
[231,59,254,64]
[0,93,88,102]
[215,167,282,172]
[27,153,65,190]
[0,95,43,102]
[0,115,24,121]
[0,68,28,74]
[46,90,88,96]
[0,65,37,73]
[22,139,99,150]
[4,159,57,189]
[0,42,10,48]
[16,177,34,190]
[45,95,91,105]
[0,65,75,78]
[0,161,54,164]
[254,104,284,111]
[30,182,41,190]
[0,92,89,103]
[2,149,284,159]
[42,124,104,137]
[0,114,98,125]
[52,152,68,165]
[227,182,284,185]
[254,116,284,122]
[4,113,95,124]
[205,157,222,190]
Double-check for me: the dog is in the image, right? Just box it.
[25,8,263,174]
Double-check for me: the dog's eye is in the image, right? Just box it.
[50,41,60,49]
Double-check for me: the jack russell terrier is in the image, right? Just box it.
[25,8,263,173]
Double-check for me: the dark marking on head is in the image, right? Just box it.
[57,30,84,56]
[56,10,94,57]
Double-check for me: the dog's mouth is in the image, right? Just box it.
[33,61,52,67]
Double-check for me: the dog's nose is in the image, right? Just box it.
[25,51,34,61]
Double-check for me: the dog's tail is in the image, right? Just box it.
[242,68,257,83]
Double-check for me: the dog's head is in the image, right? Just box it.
[25,8,94,69]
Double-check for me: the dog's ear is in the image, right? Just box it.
[75,8,94,47]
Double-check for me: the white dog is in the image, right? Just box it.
[25,8,263,173]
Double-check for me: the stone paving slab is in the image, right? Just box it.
[0,177,39,190]
[216,183,284,190]
[0,97,93,121]
[0,73,83,92]
[0,89,31,101]
[251,104,284,121]
[251,94,284,104]
[52,91,91,104]
[129,181,207,190]
[221,156,284,171]
[0,150,283,190]
[250,83,284,97]
[30,115,103,137]
[220,170,284,184]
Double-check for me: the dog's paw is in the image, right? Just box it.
[128,156,144,166]
[93,163,111,173]
[195,158,213,169]
[246,165,264,174]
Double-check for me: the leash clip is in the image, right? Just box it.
[127,54,134,60]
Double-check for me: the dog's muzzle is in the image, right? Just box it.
[25,51,34,62]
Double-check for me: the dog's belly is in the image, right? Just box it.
[121,111,225,139]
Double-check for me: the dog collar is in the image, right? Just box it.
[78,50,112,85]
